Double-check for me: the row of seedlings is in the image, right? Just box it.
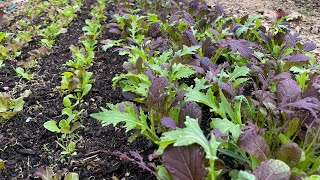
[1,0,80,65]
[37,0,107,178]
[18,0,85,74]
[0,0,85,124]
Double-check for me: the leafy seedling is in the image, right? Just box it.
[15,67,33,81]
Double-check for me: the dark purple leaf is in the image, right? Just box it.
[190,65,205,74]
[212,128,229,138]
[219,39,256,58]
[127,37,139,46]
[252,90,277,109]
[302,42,317,52]
[158,11,167,23]
[286,32,301,46]
[0,9,3,20]
[171,91,186,107]
[258,26,267,33]
[258,30,271,43]
[274,32,287,46]
[276,97,320,123]
[189,0,199,12]
[202,37,212,56]
[109,28,121,34]
[273,72,292,81]
[162,144,207,180]
[199,56,216,71]
[146,77,169,109]
[198,18,207,30]
[121,92,139,101]
[150,37,164,51]
[34,166,54,180]
[302,75,320,101]
[238,123,271,161]
[277,78,301,104]
[220,82,236,96]
[232,24,242,36]
[210,28,220,37]
[161,117,177,129]
[288,54,311,62]
[169,13,179,24]
[247,64,264,75]
[144,63,155,82]
[186,30,198,45]
[117,102,139,115]
[178,101,202,127]
[215,4,224,15]
[253,159,291,180]
[108,22,119,28]
[147,23,162,38]
[181,31,194,47]
[275,142,302,167]
[182,12,195,25]
[122,62,136,73]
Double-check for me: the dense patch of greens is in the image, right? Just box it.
[91,0,320,179]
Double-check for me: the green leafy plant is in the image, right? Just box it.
[39,23,67,47]
[66,45,95,69]
[15,67,33,81]
[60,69,93,102]
[34,166,79,180]
[82,19,101,39]
[89,0,320,179]
[44,106,83,155]
[0,90,31,121]
[0,159,4,170]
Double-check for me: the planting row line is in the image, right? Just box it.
[35,0,108,178]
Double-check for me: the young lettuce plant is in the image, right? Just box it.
[44,103,83,156]
[66,45,95,69]
[15,67,33,81]
[0,90,31,122]
[39,23,67,47]
[34,166,79,180]
[82,19,101,39]
[60,69,93,103]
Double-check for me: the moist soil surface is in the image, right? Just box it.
[0,1,156,179]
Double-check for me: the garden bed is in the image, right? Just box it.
[0,0,320,179]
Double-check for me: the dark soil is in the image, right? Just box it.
[0,0,157,179]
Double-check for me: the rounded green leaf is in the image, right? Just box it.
[44,120,61,133]
[65,172,79,180]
